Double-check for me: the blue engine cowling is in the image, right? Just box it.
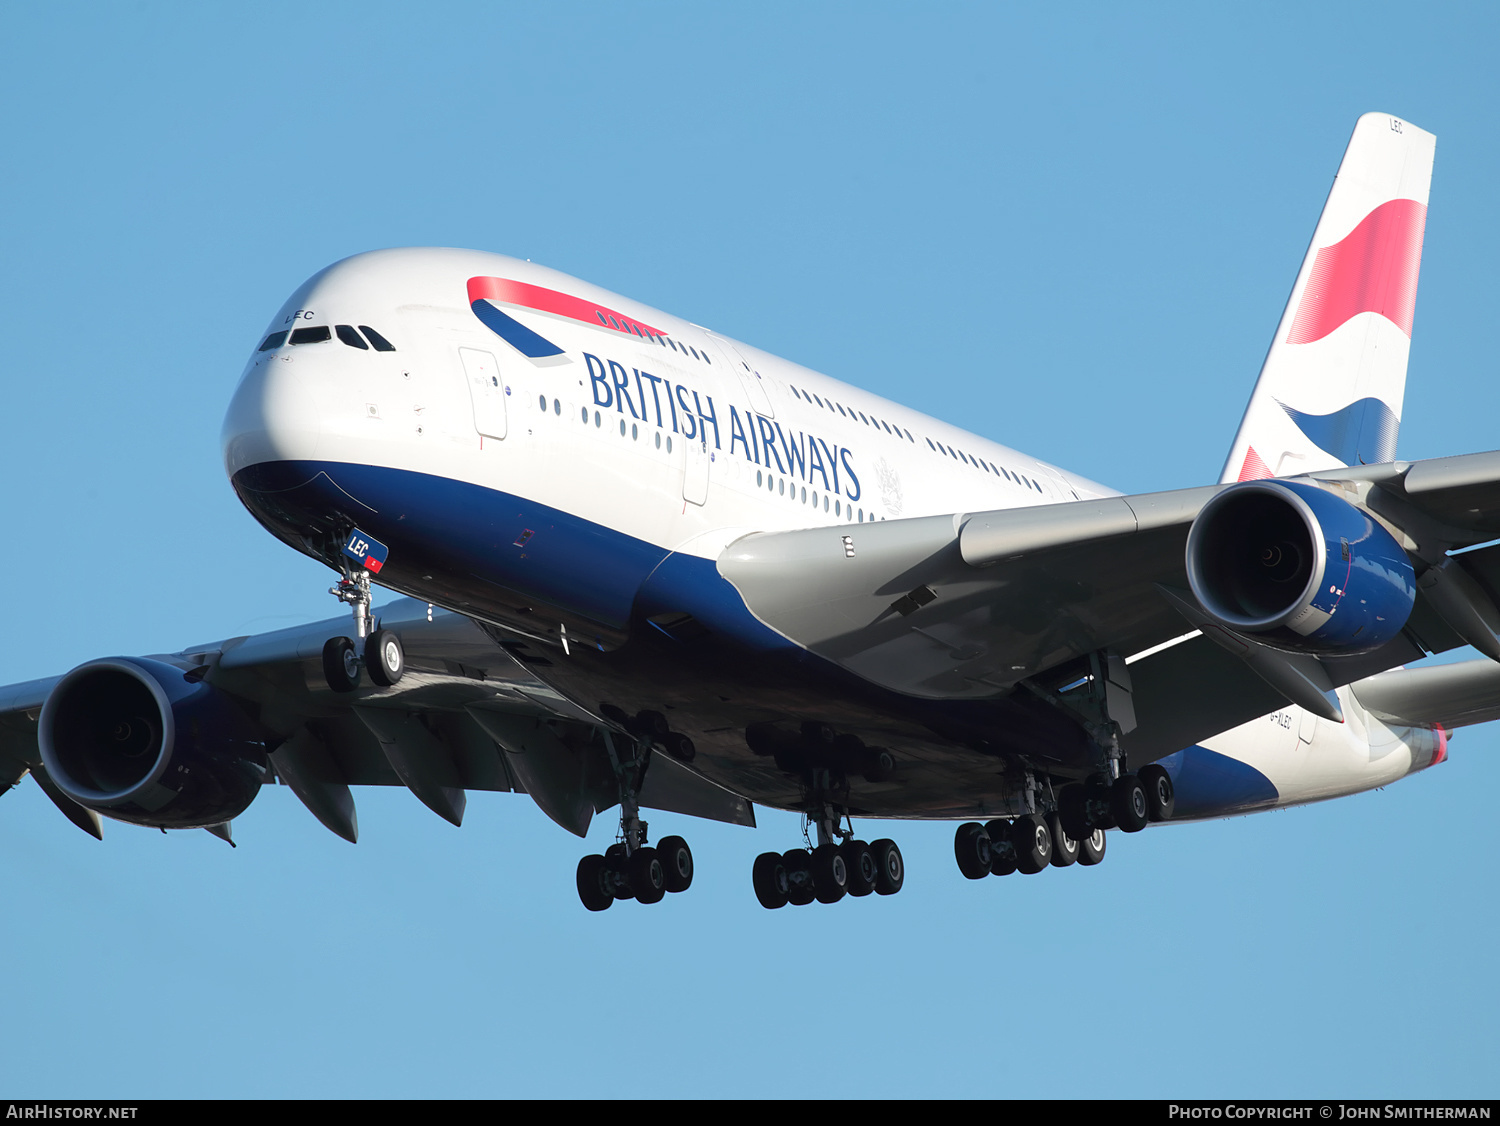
[1185,480,1415,654]
[39,657,269,829]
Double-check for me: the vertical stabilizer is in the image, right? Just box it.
[1220,113,1435,484]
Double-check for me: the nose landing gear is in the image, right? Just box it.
[322,563,405,692]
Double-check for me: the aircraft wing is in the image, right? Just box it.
[0,597,756,841]
[718,450,1500,763]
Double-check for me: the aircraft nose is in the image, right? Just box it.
[221,351,327,478]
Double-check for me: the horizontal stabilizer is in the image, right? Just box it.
[1352,660,1500,729]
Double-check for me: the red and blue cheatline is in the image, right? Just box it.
[467,276,668,358]
[342,529,388,574]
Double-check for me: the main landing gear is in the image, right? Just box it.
[952,765,1173,884]
[576,725,695,912]
[322,565,405,692]
[751,804,904,909]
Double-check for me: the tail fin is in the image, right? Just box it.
[1220,113,1436,484]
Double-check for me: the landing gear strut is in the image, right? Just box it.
[323,563,404,691]
[576,726,694,912]
[752,803,903,909]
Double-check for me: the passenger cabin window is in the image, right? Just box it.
[359,326,396,351]
[258,331,288,351]
[336,325,368,349]
[289,325,331,345]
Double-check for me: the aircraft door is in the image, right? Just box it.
[1298,709,1318,745]
[683,436,710,506]
[706,332,775,417]
[459,347,507,440]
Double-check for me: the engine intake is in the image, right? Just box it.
[39,657,269,829]
[1185,480,1415,654]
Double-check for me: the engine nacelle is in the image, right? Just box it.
[1185,480,1415,654]
[39,657,269,829]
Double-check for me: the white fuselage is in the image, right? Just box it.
[222,248,1446,821]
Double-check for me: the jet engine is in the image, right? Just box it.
[39,657,269,829]
[1185,480,1415,654]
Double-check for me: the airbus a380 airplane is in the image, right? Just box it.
[6,112,1500,911]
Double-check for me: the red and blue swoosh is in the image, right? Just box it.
[1287,198,1427,344]
[468,276,667,358]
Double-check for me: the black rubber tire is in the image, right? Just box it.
[752,851,789,909]
[1047,811,1079,867]
[635,710,670,740]
[576,855,613,912]
[658,835,693,893]
[985,819,1018,876]
[1059,784,1090,841]
[603,843,632,899]
[1086,772,1117,830]
[783,849,815,906]
[842,840,877,896]
[1011,813,1053,874]
[322,636,361,693]
[954,822,993,880]
[665,732,696,763]
[1078,827,1107,866]
[871,838,904,895]
[811,843,849,903]
[1111,774,1150,833]
[864,748,895,783]
[1140,763,1175,821]
[364,629,404,687]
[630,846,667,904]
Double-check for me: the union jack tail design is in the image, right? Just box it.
[1220,113,1435,484]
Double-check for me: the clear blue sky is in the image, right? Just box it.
[0,2,1495,1098]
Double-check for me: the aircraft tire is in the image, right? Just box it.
[1011,814,1053,874]
[871,839,904,895]
[753,851,790,909]
[665,732,696,763]
[1140,763,1175,821]
[322,637,361,693]
[630,846,667,904]
[1047,812,1079,867]
[954,822,993,880]
[1111,774,1150,833]
[605,843,633,899]
[842,840,877,896]
[985,819,1019,876]
[783,849,816,906]
[1059,784,1090,840]
[812,843,848,903]
[1085,773,1117,830]
[576,855,614,912]
[658,835,693,893]
[1077,827,1107,866]
[364,629,404,687]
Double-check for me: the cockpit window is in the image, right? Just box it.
[289,325,332,345]
[359,326,396,352]
[336,324,369,350]
[257,331,288,351]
